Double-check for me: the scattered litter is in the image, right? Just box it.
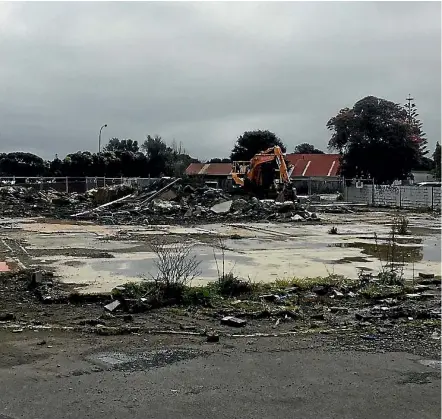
[12,328,23,333]
[104,300,121,312]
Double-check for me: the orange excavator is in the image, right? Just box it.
[231,146,296,201]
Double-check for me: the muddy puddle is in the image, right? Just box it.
[88,246,253,281]
[329,235,440,263]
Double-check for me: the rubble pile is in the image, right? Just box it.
[74,181,321,225]
[0,179,323,224]
[0,185,92,218]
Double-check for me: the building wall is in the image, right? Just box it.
[292,177,343,194]
[412,171,436,183]
[345,184,441,210]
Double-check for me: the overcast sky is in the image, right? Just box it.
[0,2,440,161]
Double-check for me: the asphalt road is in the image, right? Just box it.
[0,336,440,419]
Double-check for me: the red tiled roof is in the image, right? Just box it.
[185,162,232,176]
[184,154,341,178]
[185,163,205,175]
[203,163,232,176]
[286,154,340,177]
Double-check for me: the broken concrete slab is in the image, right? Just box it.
[104,300,121,312]
[221,316,247,327]
[418,272,435,279]
[157,189,178,201]
[329,307,349,314]
[211,200,233,214]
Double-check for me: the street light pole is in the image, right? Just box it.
[98,124,107,153]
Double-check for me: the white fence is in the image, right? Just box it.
[0,177,161,194]
[345,184,441,210]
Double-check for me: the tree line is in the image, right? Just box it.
[0,95,440,182]
[0,136,199,178]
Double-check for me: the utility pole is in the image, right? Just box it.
[405,94,414,123]
[98,124,107,153]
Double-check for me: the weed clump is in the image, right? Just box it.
[392,216,409,235]
[328,226,338,235]
[217,273,254,297]
[288,274,348,291]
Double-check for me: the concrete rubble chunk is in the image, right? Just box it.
[104,300,121,312]
[0,312,15,321]
[329,307,349,314]
[355,310,374,321]
[418,272,435,279]
[413,284,431,291]
[211,200,232,214]
[332,290,344,298]
[206,333,220,342]
[29,271,43,287]
[157,189,178,201]
[221,316,247,327]
[291,214,305,222]
[230,198,248,212]
[259,294,280,302]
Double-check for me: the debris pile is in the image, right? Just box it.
[0,179,324,224]
[0,185,91,218]
[72,180,320,225]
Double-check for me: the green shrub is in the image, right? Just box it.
[217,273,254,297]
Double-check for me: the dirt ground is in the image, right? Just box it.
[0,208,440,366]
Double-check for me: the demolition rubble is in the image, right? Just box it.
[0,178,345,224]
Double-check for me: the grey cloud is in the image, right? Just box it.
[0,1,440,160]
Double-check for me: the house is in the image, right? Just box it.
[285,154,341,194]
[184,153,342,193]
[185,162,233,189]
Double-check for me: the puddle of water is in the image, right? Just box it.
[329,237,440,263]
[89,246,253,281]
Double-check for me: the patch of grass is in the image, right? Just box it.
[359,284,404,299]
[111,281,153,299]
[328,226,338,235]
[183,286,220,307]
[272,278,293,289]
[289,274,349,291]
[392,215,409,235]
